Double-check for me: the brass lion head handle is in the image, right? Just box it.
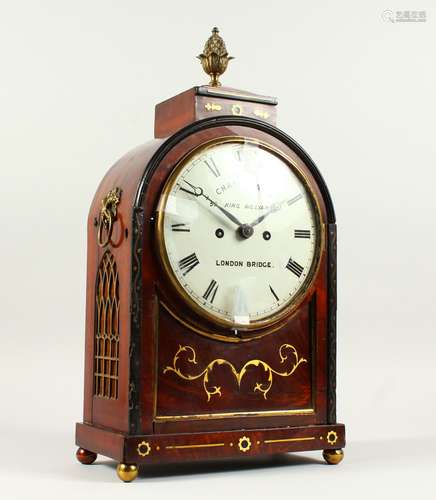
[97,187,122,247]
[197,27,234,87]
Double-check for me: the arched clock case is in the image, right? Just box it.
[75,66,346,482]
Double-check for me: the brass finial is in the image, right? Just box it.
[197,27,234,87]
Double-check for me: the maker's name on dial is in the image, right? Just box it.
[216,259,272,268]
[223,202,280,210]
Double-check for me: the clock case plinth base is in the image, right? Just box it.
[76,85,345,480]
[76,422,345,479]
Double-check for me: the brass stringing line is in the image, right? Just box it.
[165,443,225,450]
[94,251,120,399]
[163,344,307,401]
[154,408,314,421]
[264,437,315,444]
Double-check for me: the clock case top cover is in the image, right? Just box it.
[76,85,344,464]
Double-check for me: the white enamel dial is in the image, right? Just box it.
[158,139,321,329]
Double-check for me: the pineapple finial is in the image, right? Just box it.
[197,27,234,87]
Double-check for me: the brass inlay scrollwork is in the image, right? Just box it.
[254,109,269,119]
[163,344,307,401]
[97,187,122,247]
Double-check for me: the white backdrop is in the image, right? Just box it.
[1,1,435,498]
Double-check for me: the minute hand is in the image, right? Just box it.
[248,205,281,227]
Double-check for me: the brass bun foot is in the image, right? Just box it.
[323,449,344,465]
[76,447,97,465]
[116,463,139,482]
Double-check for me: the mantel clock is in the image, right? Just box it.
[75,28,346,482]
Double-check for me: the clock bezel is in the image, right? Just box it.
[155,135,325,334]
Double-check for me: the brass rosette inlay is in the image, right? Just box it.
[326,431,338,445]
[231,104,243,115]
[238,436,251,452]
[137,440,151,457]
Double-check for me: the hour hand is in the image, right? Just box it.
[211,201,244,227]
[180,180,243,228]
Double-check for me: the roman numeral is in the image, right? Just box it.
[178,253,199,275]
[235,146,256,162]
[269,285,279,302]
[286,258,304,278]
[203,157,220,177]
[203,279,219,303]
[171,223,190,232]
[294,229,311,239]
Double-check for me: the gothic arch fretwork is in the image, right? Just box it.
[94,251,120,399]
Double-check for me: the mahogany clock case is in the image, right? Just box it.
[76,114,345,469]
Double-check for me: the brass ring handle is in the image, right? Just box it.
[96,188,122,248]
[97,210,113,247]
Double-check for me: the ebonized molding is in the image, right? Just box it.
[134,116,336,224]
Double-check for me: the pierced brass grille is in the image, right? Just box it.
[94,251,120,399]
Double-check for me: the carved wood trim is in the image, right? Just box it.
[128,207,144,433]
[327,223,337,423]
